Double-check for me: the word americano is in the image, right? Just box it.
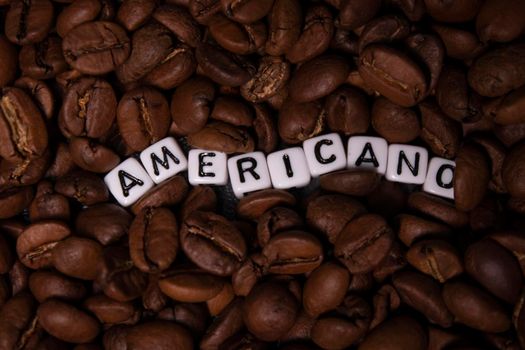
[104,133,456,207]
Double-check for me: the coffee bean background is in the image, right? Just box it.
[0,0,525,349]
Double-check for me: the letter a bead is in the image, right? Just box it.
[104,158,154,207]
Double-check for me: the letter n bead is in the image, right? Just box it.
[228,151,272,199]
[423,157,455,199]
[302,133,347,177]
[386,144,428,184]
[139,137,188,184]
[104,158,154,207]
[267,147,311,189]
[188,149,228,186]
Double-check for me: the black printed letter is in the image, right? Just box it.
[282,154,294,178]
[397,151,420,176]
[118,170,144,197]
[198,152,216,177]
[355,142,379,167]
[237,157,260,183]
[436,164,454,189]
[314,139,336,164]
[151,146,180,176]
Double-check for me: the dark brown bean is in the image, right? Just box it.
[502,141,525,198]
[54,170,109,205]
[14,77,54,120]
[320,170,382,196]
[153,4,201,47]
[424,0,482,22]
[396,214,451,246]
[28,180,70,222]
[130,175,189,215]
[419,101,461,159]
[159,270,224,302]
[237,189,296,220]
[338,0,381,30]
[358,315,427,350]
[19,36,68,80]
[431,24,486,61]
[0,36,18,87]
[84,294,139,325]
[221,0,274,24]
[125,321,193,350]
[187,121,255,154]
[76,203,132,245]
[372,97,420,143]
[56,0,102,37]
[257,207,302,247]
[278,100,325,144]
[209,16,267,55]
[325,86,370,136]
[408,192,469,228]
[406,239,463,282]
[476,0,525,43]
[454,144,490,211]
[265,0,302,56]
[29,270,87,302]
[116,0,156,31]
[241,55,290,103]
[69,137,120,173]
[52,237,103,280]
[5,0,54,45]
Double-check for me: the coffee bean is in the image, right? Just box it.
[211,96,253,127]
[54,170,109,205]
[243,282,299,341]
[207,282,235,316]
[419,101,461,159]
[129,207,178,273]
[278,100,325,144]
[0,149,51,188]
[358,315,427,350]
[84,294,139,325]
[62,21,131,75]
[0,292,38,350]
[28,180,70,222]
[187,121,255,154]
[465,239,523,304]
[0,234,14,274]
[303,262,350,317]
[56,0,102,37]
[263,231,323,274]
[408,192,469,228]
[371,97,419,143]
[125,321,193,350]
[338,0,381,30]
[0,36,17,87]
[19,36,68,80]
[326,86,370,136]
[52,237,103,280]
[257,207,302,247]
[241,55,290,103]
[189,0,222,25]
[221,0,274,24]
[476,0,525,43]
[180,185,217,221]
[180,211,247,276]
[117,87,171,151]
[405,32,444,95]
[335,214,394,273]
[170,77,215,135]
[502,141,525,198]
[116,0,156,31]
[312,295,371,349]
[153,4,201,47]
[38,299,100,343]
[320,170,382,196]
[290,55,350,103]
[14,77,54,120]
[358,15,410,53]
[159,269,224,302]
[252,103,278,152]
[454,144,490,211]
[425,0,482,22]
[142,43,196,90]
[359,44,427,107]
[5,0,54,45]
[209,16,267,55]
[393,270,453,327]
[130,175,189,215]
[396,214,451,246]
[29,270,87,302]
[265,0,302,56]
[237,189,296,220]
[406,239,463,282]
[442,281,511,332]
[69,137,120,173]
[431,24,485,61]
[76,203,132,245]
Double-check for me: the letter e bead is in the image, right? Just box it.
[188,149,228,186]
[228,152,272,198]
[104,158,154,207]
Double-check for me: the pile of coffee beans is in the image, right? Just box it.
[0,0,525,349]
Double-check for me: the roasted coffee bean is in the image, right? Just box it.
[19,36,68,80]
[206,282,234,316]
[404,33,444,94]
[0,35,18,87]
[468,42,525,97]
[243,282,299,342]
[153,4,201,47]
[16,220,71,269]
[170,77,215,135]
[442,281,511,332]
[196,43,254,87]
[56,0,103,37]
[0,187,34,219]
[335,214,394,273]
[187,121,255,154]
[265,0,302,56]
[211,96,253,127]
[237,189,296,220]
[117,87,171,151]
[28,180,70,222]
[257,207,302,247]
[59,77,117,139]
[129,207,178,273]
[180,211,247,276]
[5,0,54,45]
[372,97,420,143]
[252,103,278,153]
[331,28,359,55]
[209,16,267,55]
[38,299,100,343]
[159,269,224,302]
[125,321,193,350]
[130,175,189,215]
[408,192,469,228]
[303,262,350,317]
[393,271,453,327]
[69,137,120,173]
[180,185,217,221]
[76,203,132,245]
[290,55,350,103]
[51,237,103,280]
[200,298,244,350]
[116,0,156,31]
[54,170,109,205]
[14,77,54,120]
[278,100,325,144]
[357,15,411,53]
[419,101,461,159]
[502,142,525,198]
[406,239,463,282]
[320,170,382,196]
[221,0,274,24]
[189,0,222,25]
[116,23,173,85]
[0,292,39,350]
[286,4,334,63]
[311,295,372,349]
[431,23,486,61]
[62,21,131,75]
[29,270,87,302]
[359,44,427,107]
[465,239,523,304]
[0,87,48,162]
[262,231,323,274]
[84,294,139,325]
[425,0,482,22]
[489,86,525,125]
[0,148,51,188]
[325,86,370,136]
[142,43,196,90]
[454,144,490,211]
[476,0,525,43]
[241,55,290,103]
[358,315,427,350]
[396,214,451,246]
[0,234,14,274]
[338,0,381,30]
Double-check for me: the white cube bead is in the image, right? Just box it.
[104,158,154,207]
[188,149,228,186]
[347,136,388,175]
[386,144,429,185]
[139,137,188,184]
[228,152,272,198]
[267,147,311,189]
[423,157,455,199]
[302,133,347,177]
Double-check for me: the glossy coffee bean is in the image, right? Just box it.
[28,180,70,222]
[54,170,109,205]
[0,36,18,87]
[187,121,255,154]
[51,237,103,280]
[125,321,193,350]
[237,189,296,220]
[257,207,302,247]
[326,86,370,136]
[358,315,427,350]
[75,203,132,245]
[265,0,302,56]
[372,97,420,143]
[278,100,325,144]
[241,55,290,103]
[320,170,381,196]
[56,0,103,37]
[221,0,273,24]
[69,137,120,173]
[406,239,463,282]
[5,0,54,45]
[14,77,54,120]
[159,269,224,302]
[29,270,87,302]
[117,0,156,31]
[454,144,490,211]
[502,142,525,198]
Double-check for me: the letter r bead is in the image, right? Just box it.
[228,152,272,198]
